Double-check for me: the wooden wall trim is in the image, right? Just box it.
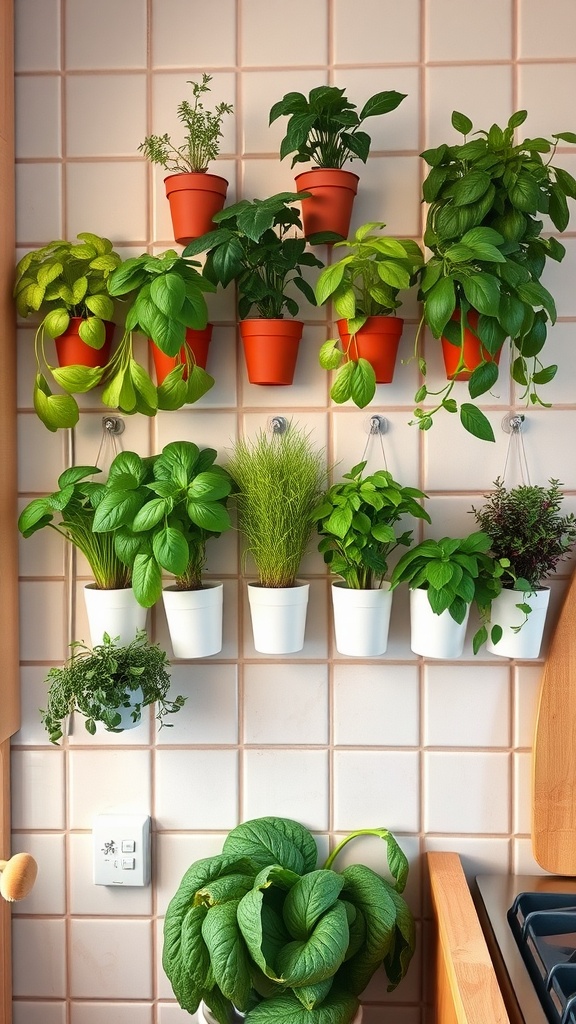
[0,744,11,1024]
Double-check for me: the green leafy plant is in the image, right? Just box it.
[412,110,576,441]
[17,464,130,590]
[138,73,233,174]
[13,233,122,431]
[312,461,430,589]
[269,86,406,169]
[91,443,233,608]
[162,815,415,1024]
[184,192,323,319]
[227,425,326,588]
[315,223,423,407]
[41,630,184,744]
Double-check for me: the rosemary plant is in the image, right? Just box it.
[139,74,233,174]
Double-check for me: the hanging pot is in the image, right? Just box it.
[162,582,223,659]
[83,584,148,647]
[164,172,228,245]
[95,686,145,733]
[409,587,470,659]
[247,580,309,654]
[150,325,213,385]
[54,317,115,369]
[332,581,393,657]
[486,586,550,659]
[337,316,404,383]
[295,168,359,240]
[239,319,303,386]
[441,310,503,381]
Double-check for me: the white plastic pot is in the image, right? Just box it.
[332,581,393,656]
[486,586,550,659]
[409,586,470,659]
[247,580,309,654]
[83,584,148,646]
[162,582,223,659]
[198,1001,363,1024]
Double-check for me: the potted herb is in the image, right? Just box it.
[227,425,326,654]
[412,109,576,442]
[472,478,576,658]
[13,232,121,431]
[41,630,184,744]
[185,192,323,385]
[163,815,415,1024]
[17,465,147,645]
[315,222,423,407]
[312,461,430,656]
[139,73,234,244]
[91,444,234,659]
[269,85,406,240]
[390,532,509,658]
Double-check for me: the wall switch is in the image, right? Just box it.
[93,813,151,887]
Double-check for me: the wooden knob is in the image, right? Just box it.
[0,853,38,902]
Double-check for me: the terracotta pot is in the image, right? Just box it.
[164,172,228,245]
[441,310,503,381]
[239,319,303,386]
[337,316,404,383]
[150,325,213,385]
[54,318,114,368]
[295,168,359,240]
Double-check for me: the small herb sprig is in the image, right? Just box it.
[139,74,233,174]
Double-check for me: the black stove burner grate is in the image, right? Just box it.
[509,893,576,1024]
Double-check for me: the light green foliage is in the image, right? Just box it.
[139,73,233,174]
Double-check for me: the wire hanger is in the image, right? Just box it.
[93,415,125,473]
[359,414,389,471]
[501,414,531,486]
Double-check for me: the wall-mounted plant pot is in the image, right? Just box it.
[295,168,359,240]
[83,584,148,647]
[150,325,213,385]
[54,317,115,368]
[247,580,309,654]
[240,318,303,385]
[164,172,228,245]
[332,580,393,657]
[441,310,503,381]
[409,587,470,659]
[486,586,550,659]
[337,316,404,383]
[162,582,223,659]
[93,686,145,733]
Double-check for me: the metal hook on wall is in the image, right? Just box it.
[267,415,289,435]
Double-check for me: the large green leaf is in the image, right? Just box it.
[186,499,231,533]
[188,471,232,502]
[201,900,252,1009]
[338,865,397,994]
[460,273,500,316]
[51,364,104,394]
[78,316,106,349]
[350,358,376,409]
[424,276,456,337]
[152,525,189,576]
[459,403,495,442]
[92,488,144,531]
[283,870,344,941]
[468,360,499,399]
[150,272,186,317]
[237,888,289,981]
[223,817,318,874]
[43,308,70,338]
[33,381,79,431]
[246,990,359,1024]
[132,550,163,607]
[277,901,349,986]
[132,497,170,533]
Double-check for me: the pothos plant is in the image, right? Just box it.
[163,815,415,1024]
[138,73,233,174]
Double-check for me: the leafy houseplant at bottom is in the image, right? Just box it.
[312,461,430,656]
[162,815,415,1024]
[41,630,184,744]
[472,478,576,658]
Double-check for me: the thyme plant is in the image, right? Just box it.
[139,74,233,174]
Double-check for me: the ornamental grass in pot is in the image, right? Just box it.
[471,478,576,658]
[227,425,326,654]
[162,815,415,1024]
[312,460,430,656]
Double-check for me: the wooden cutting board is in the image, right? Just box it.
[532,567,576,874]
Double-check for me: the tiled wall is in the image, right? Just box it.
[11,1,576,1022]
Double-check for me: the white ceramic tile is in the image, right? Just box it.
[376,583,416,661]
[71,408,151,467]
[333,664,420,746]
[424,751,510,833]
[243,749,329,828]
[15,76,61,158]
[514,751,531,834]
[12,749,65,830]
[333,750,420,832]
[66,163,148,243]
[333,68,421,154]
[331,832,421,911]
[240,325,329,409]
[519,65,576,142]
[158,1005,202,1024]
[424,835,511,885]
[244,663,328,744]
[529,322,576,406]
[70,1005,153,1024]
[13,1004,66,1024]
[155,833,224,915]
[513,836,549,875]
[507,411,576,486]
[241,0,328,66]
[12,919,66,997]
[422,409,516,491]
[519,0,576,57]
[150,73,236,159]
[425,66,514,149]
[69,919,153,998]
[152,0,237,67]
[18,411,66,492]
[241,158,298,204]
[16,163,62,243]
[68,833,152,915]
[424,495,484,540]
[332,410,420,493]
[349,157,421,238]
[155,749,238,830]
[333,0,421,63]
[18,498,66,579]
[156,409,238,455]
[241,577,328,660]
[155,664,238,745]
[15,0,61,71]
[11,833,66,915]
[424,664,511,747]
[243,70,325,154]
[19,581,66,661]
[68,750,152,829]
[13,666,58,745]
[427,0,512,60]
[541,238,576,318]
[514,665,543,747]
[66,0,147,68]
[66,75,147,157]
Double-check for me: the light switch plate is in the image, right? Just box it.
[93,813,151,887]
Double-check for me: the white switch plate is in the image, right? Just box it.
[93,813,151,887]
